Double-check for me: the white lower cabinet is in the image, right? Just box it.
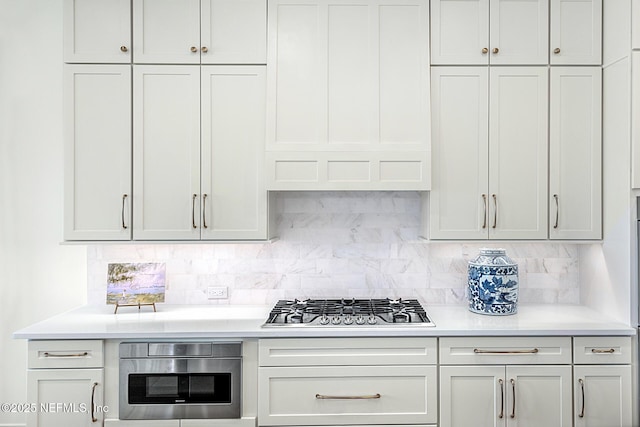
[257,338,437,426]
[27,340,105,427]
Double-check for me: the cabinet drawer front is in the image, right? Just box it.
[439,337,571,365]
[28,340,104,369]
[259,338,437,366]
[258,366,437,426]
[573,337,632,364]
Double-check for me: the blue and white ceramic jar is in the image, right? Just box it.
[467,248,519,315]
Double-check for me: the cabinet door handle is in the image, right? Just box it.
[482,47,489,54]
[121,194,128,230]
[578,378,585,417]
[43,351,89,358]
[481,194,487,229]
[492,194,497,229]
[591,348,615,354]
[192,194,198,229]
[474,348,539,354]
[510,379,516,419]
[554,48,561,54]
[553,194,559,229]
[202,194,208,229]
[498,378,504,419]
[91,382,98,422]
[315,393,381,400]
[493,47,499,54]
[120,45,128,52]
[190,46,198,53]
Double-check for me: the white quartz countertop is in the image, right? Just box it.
[13,304,635,339]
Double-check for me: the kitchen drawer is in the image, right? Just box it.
[573,336,632,364]
[258,365,437,426]
[28,340,104,369]
[439,337,572,365]
[258,337,437,366]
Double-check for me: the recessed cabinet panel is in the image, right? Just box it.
[133,66,201,240]
[201,66,267,239]
[133,0,201,64]
[429,67,489,239]
[573,366,632,427]
[63,0,131,63]
[488,67,548,239]
[549,67,602,239]
[550,0,602,64]
[64,65,131,241]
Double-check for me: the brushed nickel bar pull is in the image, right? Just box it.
[510,379,516,419]
[591,348,615,354]
[44,352,89,358]
[482,194,487,229]
[91,382,98,422]
[202,194,208,229]
[498,379,504,419]
[192,194,197,229]
[315,393,381,400]
[492,194,497,229]
[578,378,585,417]
[474,348,539,354]
[122,194,128,230]
[553,194,559,229]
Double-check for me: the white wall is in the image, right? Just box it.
[0,1,87,425]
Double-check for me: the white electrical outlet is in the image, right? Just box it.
[207,287,228,299]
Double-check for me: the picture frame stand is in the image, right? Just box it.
[114,302,157,314]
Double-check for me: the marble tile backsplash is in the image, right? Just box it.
[86,192,580,306]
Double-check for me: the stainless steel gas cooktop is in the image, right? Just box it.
[262,298,435,327]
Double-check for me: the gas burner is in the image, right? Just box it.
[263,298,435,327]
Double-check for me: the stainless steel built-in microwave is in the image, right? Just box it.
[119,342,241,420]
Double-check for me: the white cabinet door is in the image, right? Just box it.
[488,67,548,239]
[634,0,640,50]
[440,366,505,427]
[133,66,201,240]
[507,365,572,427]
[550,0,602,64]
[201,0,267,64]
[573,365,632,427]
[201,66,268,240]
[549,67,602,239]
[632,52,640,188]
[27,369,104,427]
[64,0,131,63]
[133,0,201,64]
[64,65,131,241]
[489,0,549,65]
[429,67,489,239]
[430,0,490,65]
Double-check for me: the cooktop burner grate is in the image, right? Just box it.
[263,298,434,327]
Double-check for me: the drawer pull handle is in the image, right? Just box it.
[91,382,98,422]
[43,351,89,358]
[473,348,539,354]
[510,379,516,418]
[315,393,381,400]
[591,348,615,354]
[498,378,504,418]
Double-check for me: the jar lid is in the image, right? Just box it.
[479,248,506,256]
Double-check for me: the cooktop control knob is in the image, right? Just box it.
[319,315,330,325]
[331,316,342,325]
[343,315,354,325]
[355,315,366,325]
[367,315,378,325]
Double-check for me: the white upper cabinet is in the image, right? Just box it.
[431,0,549,65]
[133,0,266,64]
[634,0,640,49]
[266,0,430,190]
[63,0,131,63]
[549,67,602,239]
[133,66,202,240]
[550,0,602,64]
[64,65,132,241]
[201,66,269,240]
